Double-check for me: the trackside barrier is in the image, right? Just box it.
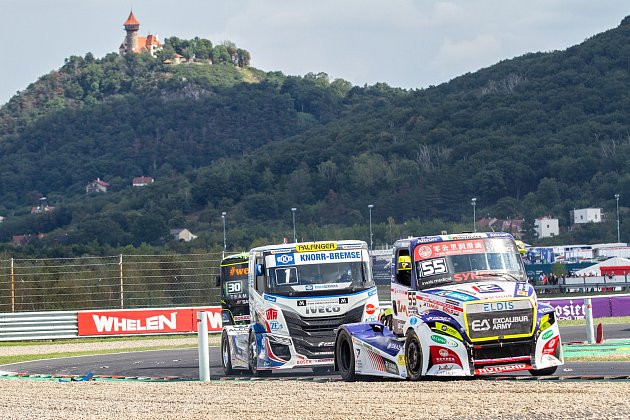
[0,306,221,342]
[0,311,78,341]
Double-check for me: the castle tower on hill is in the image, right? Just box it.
[123,11,140,53]
[119,11,162,57]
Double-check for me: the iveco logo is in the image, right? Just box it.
[306,305,341,314]
[277,254,293,264]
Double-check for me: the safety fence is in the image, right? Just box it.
[0,253,224,313]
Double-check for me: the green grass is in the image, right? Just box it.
[558,316,630,327]
[0,334,198,347]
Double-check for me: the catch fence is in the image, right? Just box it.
[0,253,225,313]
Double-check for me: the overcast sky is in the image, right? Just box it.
[0,1,628,105]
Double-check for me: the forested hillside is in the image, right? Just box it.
[2,17,630,256]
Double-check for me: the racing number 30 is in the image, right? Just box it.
[418,258,447,277]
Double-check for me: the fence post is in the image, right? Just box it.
[119,254,124,309]
[10,258,14,313]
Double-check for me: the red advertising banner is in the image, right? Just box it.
[78,306,222,336]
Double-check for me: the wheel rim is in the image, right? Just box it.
[222,338,229,367]
[407,338,422,375]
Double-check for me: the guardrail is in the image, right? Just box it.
[0,311,78,341]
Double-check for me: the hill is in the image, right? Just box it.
[2,17,630,255]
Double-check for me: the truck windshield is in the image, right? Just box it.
[266,261,373,297]
[413,238,525,290]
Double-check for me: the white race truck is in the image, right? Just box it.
[220,240,379,376]
[335,232,563,380]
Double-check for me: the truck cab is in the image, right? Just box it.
[335,232,563,380]
[220,240,379,376]
[217,253,250,326]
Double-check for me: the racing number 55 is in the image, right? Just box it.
[418,258,447,277]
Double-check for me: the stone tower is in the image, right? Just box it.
[123,11,140,54]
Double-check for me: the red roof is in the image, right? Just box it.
[124,11,140,27]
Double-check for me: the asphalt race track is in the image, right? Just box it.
[2,323,630,381]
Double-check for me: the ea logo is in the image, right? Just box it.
[277,254,293,264]
[418,246,432,258]
[471,319,491,331]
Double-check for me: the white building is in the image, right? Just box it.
[571,208,602,224]
[534,216,559,238]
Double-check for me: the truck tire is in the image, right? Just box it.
[405,330,424,381]
[248,330,271,377]
[528,365,558,376]
[221,331,234,375]
[336,329,358,381]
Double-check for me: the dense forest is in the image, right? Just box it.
[2,17,630,257]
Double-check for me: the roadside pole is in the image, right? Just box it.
[584,298,595,344]
[198,311,210,381]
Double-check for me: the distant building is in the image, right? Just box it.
[534,216,559,238]
[170,228,198,242]
[132,176,154,187]
[86,178,109,194]
[0,216,4,223]
[119,11,162,57]
[477,217,524,239]
[31,205,54,214]
[571,208,602,224]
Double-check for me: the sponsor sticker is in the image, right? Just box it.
[541,329,554,340]
[275,253,295,265]
[296,242,338,252]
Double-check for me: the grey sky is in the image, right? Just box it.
[0,1,628,105]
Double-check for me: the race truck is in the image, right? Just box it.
[216,253,250,326]
[220,240,379,376]
[334,232,563,380]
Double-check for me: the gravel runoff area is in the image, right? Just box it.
[1,338,629,419]
[0,380,629,419]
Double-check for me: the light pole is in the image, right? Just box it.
[615,194,620,243]
[471,198,477,232]
[291,208,297,243]
[221,212,226,253]
[368,204,374,250]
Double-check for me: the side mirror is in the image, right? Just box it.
[256,264,264,276]
[215,275,220,287]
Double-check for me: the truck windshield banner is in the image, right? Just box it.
[271,250,364,267]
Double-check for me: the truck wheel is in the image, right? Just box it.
[528,365,557,376]
[221,331,234,375]
[405,330,424,381]
[336,329,358,381]
[248,330,271,377]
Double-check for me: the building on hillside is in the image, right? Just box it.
[170,228,198,242]
[571,208,602,224]
[31,205,54,214]
[0,216,5,223]
[132,176,154,187]
[119,11,162,57]
[477,217,524,239]
[86,178,109,194]
[534,216,559,238]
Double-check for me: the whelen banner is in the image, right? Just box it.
[77,307,222,336]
